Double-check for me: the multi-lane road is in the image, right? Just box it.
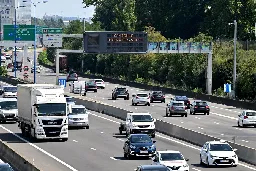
[0,50,255,171]
[9,52,256,149]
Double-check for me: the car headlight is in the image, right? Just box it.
[36,128,44,132]
[183,164,189,167]
[132,124,137,127]
[150,145,155,149]
[210,155,217,158]
[231,155,237,158]
[130,145,136,149]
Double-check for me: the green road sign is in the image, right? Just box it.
[43,28,63,34]
[3,25,36,41]
[36,26,48,34]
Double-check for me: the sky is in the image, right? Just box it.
[32,0,95,18]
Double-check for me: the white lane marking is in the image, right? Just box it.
[192,168,201,171]
[181,122,184,124]
[90,113,256,170]
[198,127,204,130]
[73,140,78,142]
[0,125,78,171]
[221,134,224,136]
[110,157,117,160]
[101,132,104,134]
[90,148,96,151]
[117,138,124,142]
[211,112,237,120]
[214,122,219,125]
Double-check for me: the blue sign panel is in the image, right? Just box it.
[58,79,66,87]
[224,84,231,93]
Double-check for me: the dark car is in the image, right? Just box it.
[84,81,97,93]
[171,96,190,109]
[150,91,165,103]
[136,165,169,171]
[67,71,78,82]
[112,87,129,100]
[123,134,156,159]
[190,100,210,115]
[0,163,14,171]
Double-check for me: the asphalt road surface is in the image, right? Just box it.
[8,53,256,149]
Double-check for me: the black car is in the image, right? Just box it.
[67,71,78,82]
[84,81,97,93]
[136,165,169,171]
[171,96,190,109]
[0,163,14,171]
[150,91,165,103]
[123,134,156,159]
[190,100,210,115]
[112,87,129,100]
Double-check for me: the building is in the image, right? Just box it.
[16,0,31,25]
[0,0,15,32]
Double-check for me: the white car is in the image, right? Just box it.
[68,105,89,129]
[237,110,256,127]
[93,79,105,89]
[152,150,189,171]
[132,93,150,106]
[200,140,238,167]
[2,86,17,98]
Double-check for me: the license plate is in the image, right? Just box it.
[200,107,205,108]
[49,132,57,134]
[76,123,83,125]
[140,151,148,154]
[220,160,229,162]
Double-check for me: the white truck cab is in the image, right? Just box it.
[119,113,156,138]
[68,105,89,129]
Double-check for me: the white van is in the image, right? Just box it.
[68,105,89,129]
[69,81,85,94]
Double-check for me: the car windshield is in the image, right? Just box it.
[195,102,208,106]
[36,103,66,116]
[132,115,153,122]
[117,88,126,92]
[160,153,184,161]
[88,82,96,86]
[0,101,17,110]
[131,135,152,143]
[66,97,75,103]
[3,87,17,92]
[176,96,188,101]
[209,144,233,151]
[70,108,86,115]
[173,103,183,106]
[246,112,256,116]
[0,165,14,171]
[152,91,162,95]
[137,94,148,97]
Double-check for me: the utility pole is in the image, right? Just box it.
[233,20,237,98]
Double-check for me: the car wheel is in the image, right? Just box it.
[206,157,210,167]
[190,110,192,115]
[185,114,187,117]
[242,121,246,128]
[119,129,122,135]
[124,152,127,159]
[150,100,153,103]
[132,102,134,106]
[94,90,97,93]
[238,121,240,127]
[135,103,137,106]
[200,155,203,165]
[148,103,150,106]
[151,133,155,138]
[207,112,209,115]
[166,109,169,117]
[62,138,68,142]
[162,100,165,103]
[86,126,89,129]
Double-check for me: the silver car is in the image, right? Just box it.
[166,101,187,117]
[68,105,89,129]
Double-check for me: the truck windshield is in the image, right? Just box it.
[70,108,86,115]
[37,103,66,116]
[0,101,17,110]
[3,87,17,92]
[132,115,153,122]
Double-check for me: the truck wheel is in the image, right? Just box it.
[61,138,68,142]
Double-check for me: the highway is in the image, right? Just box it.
[7,52,256,149]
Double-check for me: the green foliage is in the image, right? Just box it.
[31,17,64,28]
[0,66,7,76]
[38,50,51,65]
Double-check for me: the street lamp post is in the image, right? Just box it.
[14,7,17,78]
[233,20,237,98]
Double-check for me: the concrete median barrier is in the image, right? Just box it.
[0,139,40,171]
[1,76,256,166]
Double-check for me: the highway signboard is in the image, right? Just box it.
[3,25,36,41]
[36,26,48,34]
[42,28,63,47]
[83,31,148,54]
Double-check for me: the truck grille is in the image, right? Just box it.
[43,127,61,137]
[167,166,181,170]
[138,125,150,128]
[42,119,63,125]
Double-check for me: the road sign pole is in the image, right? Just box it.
[14,8,17,78]
[0,12,2,67]
[33,6,37,84]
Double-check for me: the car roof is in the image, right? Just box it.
[140,165,168,169]
[72,105,85,108]
[207,140,229,144]
[0,98,17,102]
[244,110,256,112]
[172,101,184,103]
[157,150,181,154]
